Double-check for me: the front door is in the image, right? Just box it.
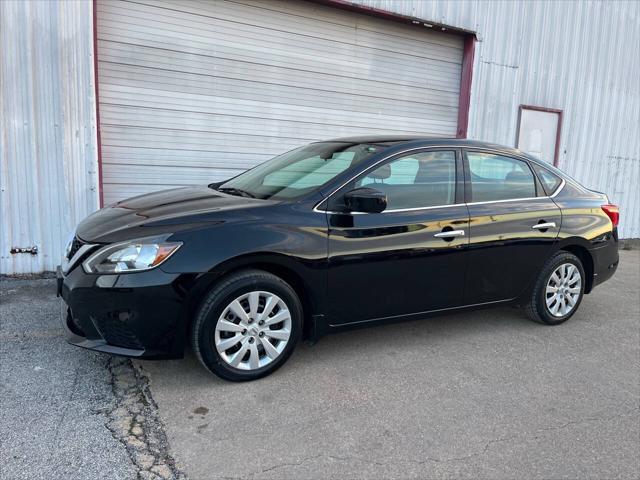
[463,150,562,304]
[324,149,470,326]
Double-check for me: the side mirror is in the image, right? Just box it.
[343,187,387,213]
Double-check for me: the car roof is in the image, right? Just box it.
[319,135,524,155]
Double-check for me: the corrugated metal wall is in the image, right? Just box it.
[0,0,99,274]
[355,0,640,238]
[1,0,638,274]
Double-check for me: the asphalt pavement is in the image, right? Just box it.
[140,250,640,479]
[0,280,183,480]
[1,250,639,479]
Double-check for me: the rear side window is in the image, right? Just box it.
[531,162,562,195]
[467,152,536,202]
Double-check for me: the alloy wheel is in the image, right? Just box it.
[545,263,582,317]
[214,291,292,370]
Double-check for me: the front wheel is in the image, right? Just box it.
[191,270,302,381]
[525,251,585,325]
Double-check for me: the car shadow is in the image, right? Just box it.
[136,305,539,386]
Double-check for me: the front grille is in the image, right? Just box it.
[92,313,144,350]
[67,236,84,259]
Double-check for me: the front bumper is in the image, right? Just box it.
[57,265,187,359]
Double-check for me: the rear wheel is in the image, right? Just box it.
[192,270,302,381]
[525,251,585,325]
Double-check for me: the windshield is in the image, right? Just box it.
[214,142,394,200]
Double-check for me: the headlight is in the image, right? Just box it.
[64,231,75,259]
[82,237,182,274]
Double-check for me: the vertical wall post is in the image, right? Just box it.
[92,0,104,207]
[456,35,476,139]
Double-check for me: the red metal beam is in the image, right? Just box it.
[92,0,104,207]
[308,0,475,36]
[456,35,476,139]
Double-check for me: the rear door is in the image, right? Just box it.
[463,150,562,304]
[325,149,469,326]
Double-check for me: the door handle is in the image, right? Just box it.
[434,229,465,238]
[532,222,556,230]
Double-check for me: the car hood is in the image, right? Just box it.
[77,186,273,243]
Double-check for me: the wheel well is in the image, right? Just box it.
[244,262,313,329]
[561,245,594,293]
[183,262,314,340]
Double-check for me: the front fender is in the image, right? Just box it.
[159,202,329,327]
[159,206,328,275]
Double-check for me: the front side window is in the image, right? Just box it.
[217,142,393,200]
[467,152,536,202]
[355,150,457,210]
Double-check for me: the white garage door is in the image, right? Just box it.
[96,0,464,205]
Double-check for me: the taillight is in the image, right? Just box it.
[601,204,619,227]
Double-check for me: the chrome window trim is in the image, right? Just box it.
[550,179,566,198]
[321,203,467,215]
[312,145,567,215]
[375,203,465,213]
[313,145,457,214]
[465,181,565,206]
[466,197,539,206]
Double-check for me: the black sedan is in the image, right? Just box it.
[58,137,620,381]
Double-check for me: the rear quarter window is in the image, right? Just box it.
[531,163,562,195]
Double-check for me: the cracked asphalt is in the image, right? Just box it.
[0,250,638,479]
[1,280,183,480]
[1,279,135,479]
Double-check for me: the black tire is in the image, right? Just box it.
[191,269,302,381]
[525,251,585,325]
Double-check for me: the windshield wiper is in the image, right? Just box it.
[216,187,257,198]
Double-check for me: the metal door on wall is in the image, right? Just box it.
[95,0,465,205]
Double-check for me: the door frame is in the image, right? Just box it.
[515,105,564,167]
[320,147,466,213]
[90,0,477,207]
[461,147,555,203]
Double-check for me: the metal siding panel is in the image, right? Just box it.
[355,0,640,238]
[96,0,463,204]
[0,0,99,274]
[98,1,464,64]
[3,1,638,277]
[96,41,462,101]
